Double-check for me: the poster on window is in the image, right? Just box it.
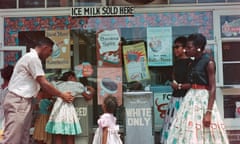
[123,42,150,82]
[150,86,172,131]
[97,67,122,105]
[147,27,173,66]
[96,29,122,67]
[45,30,71,69]
[221,15,240,38]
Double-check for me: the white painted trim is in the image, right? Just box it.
[0,17,3,48]
[213,10,223,87]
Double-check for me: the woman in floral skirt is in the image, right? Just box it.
[160,36,192,144]
[167,33,229,144]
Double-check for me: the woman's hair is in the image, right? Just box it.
[60,71,76,81]
[1,65,14,81]
[174,36,187,47]
[103,95,118,114]
[187,33,206,51]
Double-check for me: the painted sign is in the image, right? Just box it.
[147,27,173,66]
[71,6,134,17]
[45,30,71,69]
[124,92,154,144]
[123,42,150,82]
[97,67,122,105]
[74,62,93,78]
[221,15,240,37]
[96,29,122,67]
[151,85,172,131]
[73,97,91,137]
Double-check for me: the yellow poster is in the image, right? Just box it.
[123,42,150,82]
[45,30,71,69]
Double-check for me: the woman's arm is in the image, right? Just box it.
[203,60,216,127]
[82,86,95,100]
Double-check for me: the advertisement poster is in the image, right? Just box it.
[96,29,122,67]
[74,62,93,78]
[147,27,173,66]
[151,86,172,131]
[45,30,71,69]
[123,42,150,82]
[97,67,122,105]
[221,15,240,38]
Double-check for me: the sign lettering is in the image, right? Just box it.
[126,108,151,126]
[71,6,134,17]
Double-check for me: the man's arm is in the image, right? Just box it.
[36,76,73,102]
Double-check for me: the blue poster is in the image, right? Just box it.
[150,85,172,132]
[147,27,173,66]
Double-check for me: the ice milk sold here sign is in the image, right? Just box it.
[71,6,134,17]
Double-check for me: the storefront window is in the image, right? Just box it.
[4,11,214,129]
[198,0,225,3]
[0,0,16,9]
[224,95,240,118]
[228,0,240,1]
[74,0,102,6]
[19,0,44,8]
[108,0,167,5]
[170,0,195,4]
[47,0,73,7]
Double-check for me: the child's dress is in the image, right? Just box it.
[92,113,122,144]
[33,99,53,144]
[0,87,8,141]
[45,81,84,135]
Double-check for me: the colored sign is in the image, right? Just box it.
[147,27,173,66]
[221,15,240,37]
[74,62,93,78]
[123,42,150,82]
[151,85,172,131]
[97,67,122,105]
[45,30,71,69]
[96,29,122,67]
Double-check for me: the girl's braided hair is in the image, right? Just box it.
[103,95,118,114]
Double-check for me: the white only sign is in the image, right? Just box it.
[71,6,134,17]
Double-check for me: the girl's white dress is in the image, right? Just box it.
[92,113,122,144]
[45,81,84,135]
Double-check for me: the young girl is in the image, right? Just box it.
[92,95,122,144]
[33,90,53,144]
[45,71,94,144]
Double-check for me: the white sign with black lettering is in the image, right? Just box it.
[71,6,134,17]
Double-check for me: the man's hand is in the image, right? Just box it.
[60,92,74,103]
